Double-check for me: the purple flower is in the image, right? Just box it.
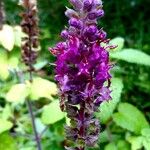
[49,0,114,149]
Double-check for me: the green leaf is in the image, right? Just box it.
[13,26,23,47]
[117,140,130,150]
[99,130,109,143]
[143,138,150,150]
[127,136,143,150]
[110,37,125,51]
[41,100,65,124]
[1,104,12,120]
[105,142,117,150]
[141,128,150,150]
[0,132,17,150]
[6,84,29,103]
[34,60,48,70]
[110,49,150,66]
[29,77,57,100]
[8,54,19,69]
[0,119,13,134]
[35,118,46,134]
[113,103,149,134]
[0,25,15,51]
[0,50,9,80]
[141,128,150,138]
[97,78,123,123]
[99,130,121,143]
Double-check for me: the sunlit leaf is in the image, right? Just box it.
[13,26,22,47]
[0,119,13,134]
[35,118,46,134]
[97,78,123,123]
[0,50,9,80]
[8,56,19,69]
[0,25,15,51]
[105,142,116,150]
[41,100,65,124]
[0,132,17,150]
[113,103,149,134]
[127,136,143,150]
[29,77,57,100]
[110,49,150,66]
[1,104,12,120]
[6,84,29,103]
[110,37,125,51]
[141,128,150,150]
[117,140,130,150]
[143,138,150,150]
[34,60,48,70]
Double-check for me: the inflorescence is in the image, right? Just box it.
[49,0,114,149]
[20,0,39,71]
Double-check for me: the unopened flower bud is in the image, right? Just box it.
[65,8,78,18]
[61,30,69,39]
[69,18,82,29]
[88,9,104,20]
[84,25,97,36]
[83,0,93,11]
[69,0,83,10]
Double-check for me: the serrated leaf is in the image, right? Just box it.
[97,78,123,123]
[113,103,149,134]
[105,142,117,150]
[127,136,143,150]
[110,49,150,66]
[29,77,57,100]
[110,37,125,51]
[6,84,29,103]
[0,50,9,80]
[0,25,15,51]
[41,100,65,124]
[0,119,13,134]
[0,132,17,150]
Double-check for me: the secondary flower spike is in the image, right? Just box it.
[20,0,39,70]
[49,0,114,149]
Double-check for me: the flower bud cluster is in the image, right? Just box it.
[50,0,113,149]
[20,0,39,69]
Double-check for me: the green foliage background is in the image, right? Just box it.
[0,0,150,150]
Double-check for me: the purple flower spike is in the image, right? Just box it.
[49,0,114,149]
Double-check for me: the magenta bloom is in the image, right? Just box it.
[49,0,113,149]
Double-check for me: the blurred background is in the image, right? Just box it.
[0,0,150,150]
